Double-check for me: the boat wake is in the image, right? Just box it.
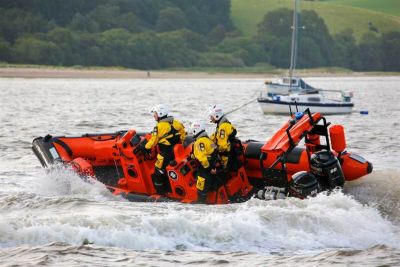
[1,243,399,267]
[345,169,400,223]
[31,165,117,201]
[1,167,399,253]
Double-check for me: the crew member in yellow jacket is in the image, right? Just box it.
[208,104,240,171]
[142,104,186,195]
[190,120,219,203]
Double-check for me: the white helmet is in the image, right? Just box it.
[151,104,169,118]
[190,120,205,136]
[208,104,224,121]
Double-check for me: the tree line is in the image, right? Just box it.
[0,0,399,71]
[256,8,400,71]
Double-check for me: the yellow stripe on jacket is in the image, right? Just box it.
[145,117,186,149]
[145,121,174,149]
[193,136,217,169]
[212,121,235,153]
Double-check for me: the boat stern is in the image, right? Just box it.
[32,135,62,168]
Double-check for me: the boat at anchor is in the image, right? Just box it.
[257,0,354,115]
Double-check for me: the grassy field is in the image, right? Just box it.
[326,0,400,17]
[231,0,400,41]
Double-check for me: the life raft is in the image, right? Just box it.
[32,109,372,204]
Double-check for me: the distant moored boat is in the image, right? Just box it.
[257,0,354,115]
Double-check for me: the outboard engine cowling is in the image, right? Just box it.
[288,171,320,199]
[310,150,345,190]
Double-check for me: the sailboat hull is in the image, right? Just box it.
[258,98,354,115]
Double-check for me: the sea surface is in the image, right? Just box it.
[0,77,399,266]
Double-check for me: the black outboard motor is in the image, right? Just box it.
[310,150,345,190]
[288,171,320,199]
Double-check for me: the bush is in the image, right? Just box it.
[198,52,245,68]
[13,36,59,64]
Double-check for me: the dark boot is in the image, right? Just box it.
[197,191,207,204]
[151,170,167,195]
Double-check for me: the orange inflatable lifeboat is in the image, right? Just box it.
[32,109,372,204]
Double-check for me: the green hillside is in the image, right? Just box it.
[231,0,400,41]
[326,0,400,17]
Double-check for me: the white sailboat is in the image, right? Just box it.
[258,91,354,115]
[257,0,354,115]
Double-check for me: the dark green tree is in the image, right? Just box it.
[255,8,333,68]
[381,31,400,71]
[98,28,132,66]
[297,37,324,67]
[0,8,46,42]
[157,30,198,67]
[85,46,102,65]
[356,33,383,71]
[0,38,12,62]
[115,0,164,28]
[332,29,357,69]
[69,13,93,32]
[174,0,233,34]
[87,4,120,32]
[127,32,161,69]
[216,37,266,66]
[207,24,226,45]
[116,13,143,33]
[155,7,188,32]
[177,29,207,52]
[299,10,333,66]
[257,8,292,39]
[45,27,80,65]
[13,36,59,64]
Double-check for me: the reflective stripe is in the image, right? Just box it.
[196,176,205,191]
[155,154,164,169]
[158,121,180,146]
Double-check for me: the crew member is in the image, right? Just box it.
[190,120,219,203]
[142,104,186,195]
[208,104,241,171]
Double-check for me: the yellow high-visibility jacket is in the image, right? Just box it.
[145,116,186,150]
[173,118,186,143]
[211,116,236,153]
[193,132,217,169]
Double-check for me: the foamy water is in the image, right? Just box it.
[0,77,400,266]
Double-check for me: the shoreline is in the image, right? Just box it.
[0,66,398,79]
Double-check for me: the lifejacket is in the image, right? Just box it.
[168,117,186,145]
[192,131,218,169]
[212,116,237,154]
[145,116,185,152]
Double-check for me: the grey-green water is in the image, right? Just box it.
[0,77,399,266]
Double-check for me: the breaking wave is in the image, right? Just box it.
[1,167,399,253]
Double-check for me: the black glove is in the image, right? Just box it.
[134,139,149,154]
[141,141,152,155]
[139,139,147,149]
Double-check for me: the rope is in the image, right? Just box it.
[225,92,259,115]
[113,158,121,179]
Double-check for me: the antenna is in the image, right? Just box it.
[289,0,298,88]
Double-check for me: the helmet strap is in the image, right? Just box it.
[216,115,224,124]
[158,115,167,121]
[194,129,205,139]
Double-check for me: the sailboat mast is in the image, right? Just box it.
[289,0,298,87]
